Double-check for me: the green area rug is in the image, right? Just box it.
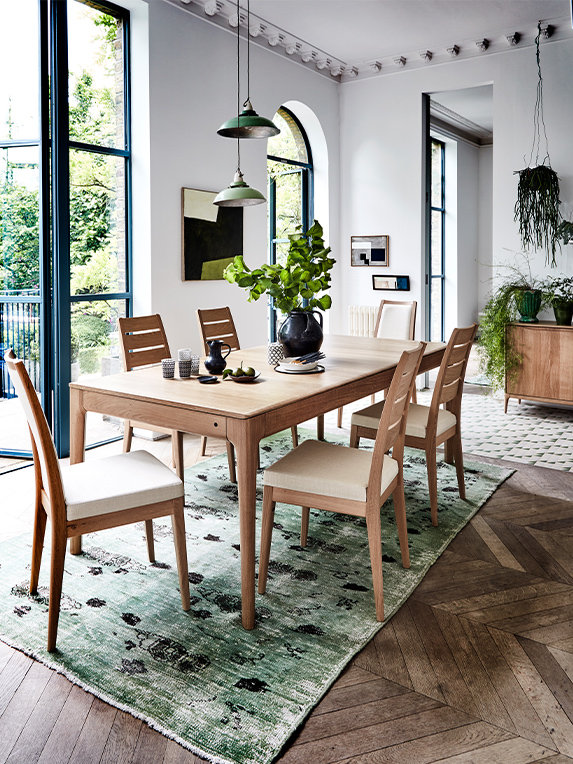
[0,430,512,764]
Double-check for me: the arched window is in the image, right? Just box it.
[267,107,313,340]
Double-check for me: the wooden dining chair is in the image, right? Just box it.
[4,349,190,652]
[197,307,299,453]
[337,299,417,427]
[120,314,236,484]
[350,324,478,527]
[258,343,425,621]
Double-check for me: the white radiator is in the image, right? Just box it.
[348,305,378,337]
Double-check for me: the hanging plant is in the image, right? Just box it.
[514,24,561,267]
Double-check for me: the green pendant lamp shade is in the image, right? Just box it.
[217,99,280,139]
[214,170,265,207]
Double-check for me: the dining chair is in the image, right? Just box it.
[258,342,425,621]
[337,299,417,427]
[350,324,478,527]
[4,349,191,652]
[197,307,299,451]
[120,314,236,484]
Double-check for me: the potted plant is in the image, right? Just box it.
[557,220,573,245]
[478,270,547,392]
[224,220,335,356]
[543,275,573,326]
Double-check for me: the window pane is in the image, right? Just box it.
[71,298,127,446]
[431,140,443,208]
[430,277,443,343]
[274,170,302,241]
[430,209,443,276]
[267,109,308,163]
[70,149,126,295]
[0,146,40,293]
[273,239,290,268]
[0,0,39,142]
[68,1,125,149]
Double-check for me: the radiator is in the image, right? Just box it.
[348,305,378,337]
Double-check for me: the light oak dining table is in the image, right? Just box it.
[69,334,445,629]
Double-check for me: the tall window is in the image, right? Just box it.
[0,0,131,457]
[429,138,445,342]
[267,107,313,340]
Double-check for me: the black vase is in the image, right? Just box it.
[553,301,573,326]
[278,310,323,358]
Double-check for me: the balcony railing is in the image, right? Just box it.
[0,291,41,398]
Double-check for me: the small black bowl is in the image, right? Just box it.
[197,375,219,384]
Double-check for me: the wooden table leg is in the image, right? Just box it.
[316,414,325,441]
[69,388,86,555]
[228,417,264,630]
[172,431,184,479]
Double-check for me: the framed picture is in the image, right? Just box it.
[181,188,243,280]
[372,274,410,291]
[351,235,389,267]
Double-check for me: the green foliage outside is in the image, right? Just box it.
[1,8,121,375]
[224,220,335,314]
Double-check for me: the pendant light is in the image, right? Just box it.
[217,0,280,139]
[214,0,265,206]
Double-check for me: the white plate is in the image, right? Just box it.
[278,358,318,372]
[274,364,325,375]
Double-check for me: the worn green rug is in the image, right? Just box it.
[0,430,512,764]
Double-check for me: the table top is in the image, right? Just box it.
[70,335,445,420]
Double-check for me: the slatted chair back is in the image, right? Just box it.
[4,350,67,528]
[118,314,172,371]
[367,343,425,497]
[430,324,478,418]
[374,299,417,341]
[197,307,240,355]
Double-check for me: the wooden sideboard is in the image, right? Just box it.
[505,321,573,412]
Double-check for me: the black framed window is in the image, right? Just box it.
[267,107,313,341]
[429,138,445,343]
[0,0,132,458]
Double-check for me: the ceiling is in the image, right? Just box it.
[248,0,571,64]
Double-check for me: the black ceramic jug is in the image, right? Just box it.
[278,309,323,358]
[204,339,231,374]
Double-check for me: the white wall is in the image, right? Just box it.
[477,144,493,310]
[337,38,573,338]
[137,2,340,354]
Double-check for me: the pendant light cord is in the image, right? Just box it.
[246,0,250,105]
[236,0,241,173]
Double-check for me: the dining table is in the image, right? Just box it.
[69,334,446,630]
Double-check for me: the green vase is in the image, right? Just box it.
[516,289,542,323]
[553,301,573,326]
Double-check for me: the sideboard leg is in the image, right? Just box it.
[504,395,510,414]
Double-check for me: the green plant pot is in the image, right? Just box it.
[553,301,573,326]
[516,289,542,323]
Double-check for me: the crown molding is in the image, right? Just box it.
[430,101,493,146]
[164,1,573,84]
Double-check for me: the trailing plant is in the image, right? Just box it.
[557,220,573,245]
[477,269,546,392]
[514,23,561,267]
[223,220,335,314]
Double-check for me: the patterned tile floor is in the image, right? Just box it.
[417,389,573,472]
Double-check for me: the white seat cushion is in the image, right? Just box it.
[377,304,413,340]
[263,439,398,502]
[61,450,183,521]
[352,401,457,439]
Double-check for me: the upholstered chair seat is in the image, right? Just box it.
[351,401,457,440]
[263,439,399,503]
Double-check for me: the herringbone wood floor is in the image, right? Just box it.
[1,405,572,763]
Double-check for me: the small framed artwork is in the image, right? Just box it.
[181,188,243,280]
[351,235,389,267]
[372,274,410,291]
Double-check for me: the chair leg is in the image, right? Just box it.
[300,507,310,547]
[392,482,410,569]
[425,444,439,527]
[290,426,299,448]
[371,393,376,404]
[337,407,343,428]
[411,385,417,404]
[258,487,276,594]
[349,425,360,449]
[200,436,207,456]
[30,504,47,593]
[122,421,133,453]
[365,510,384,621]
[171,504,191,611]
[144,520,155,562]
[47,531,68,652]
[226,442,237,483]
[317,415,324,441]
[451,433,466,500]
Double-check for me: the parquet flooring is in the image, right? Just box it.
[0,419,572,763]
